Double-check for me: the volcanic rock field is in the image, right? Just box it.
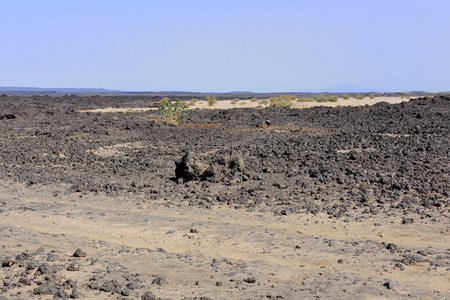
[0,95,449,299]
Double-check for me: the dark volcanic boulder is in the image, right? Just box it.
[175,152,208,181]
[203,153,245,183]
[175,151,245,183]
[0,114,16,120]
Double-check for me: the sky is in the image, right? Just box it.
[1,0,449,92]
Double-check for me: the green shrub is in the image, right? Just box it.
[250,97,258,102]
[354,93,365,100]
[231,98,239,105]
[270,99,293,107]
[369,93,375,99]
[259,99,269,106]
[158,98,188,124]
[341,94,350,100]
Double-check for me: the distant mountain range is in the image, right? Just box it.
[310,83,385,93]
[0,84,430,95]
[0,86,121,93]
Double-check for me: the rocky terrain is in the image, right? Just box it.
[0,95,448,299]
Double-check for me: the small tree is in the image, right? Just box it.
[158,98,188,124]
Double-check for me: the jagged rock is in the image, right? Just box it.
[141,291,157,300]
[2,256,15,267]
[73,249,87,257]
[175,151,245,183]
[175,152,208,181]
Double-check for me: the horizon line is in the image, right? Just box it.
[0,85,440,94]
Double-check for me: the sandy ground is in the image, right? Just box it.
[1,180,448,299]
[79,97,411,113]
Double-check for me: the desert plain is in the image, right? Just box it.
[0,94,449,299]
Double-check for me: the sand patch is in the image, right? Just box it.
[87,141,144,157]
[79,97,411,113]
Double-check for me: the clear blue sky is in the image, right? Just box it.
[1,0,449,92]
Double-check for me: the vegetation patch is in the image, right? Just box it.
[297,97,315,102]
[259,99,269,106]
[206,96,217,106]
[188,98,198,106]
[354,93,365,100]
[158,98,188,124]
[269,94,296,107]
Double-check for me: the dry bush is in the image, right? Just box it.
[269,97,279,104]
[188,98,197,106]
[269,95,295,107]
[327,95,338,102]
[159,97,170,104]
[206,96,217,106]
[354,93,365,100]
[297,97,315,102]
[314,94,327,102]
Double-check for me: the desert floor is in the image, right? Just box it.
[0,95,448,300]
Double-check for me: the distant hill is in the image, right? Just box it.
[0,85,433,97]
[0,86,122,93]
